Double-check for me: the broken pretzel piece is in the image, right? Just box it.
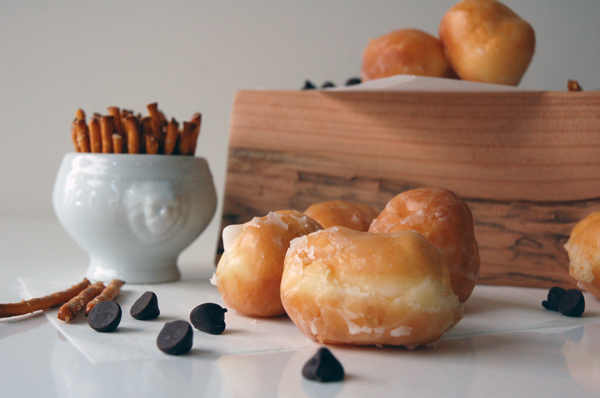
[85,279,125,316]
[568,80,583,91]
[0,278,91,319]
[57,281,105,322]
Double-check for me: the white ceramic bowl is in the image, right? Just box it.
[53,153,217,283]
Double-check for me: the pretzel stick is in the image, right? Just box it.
[177,122,194,155]
[0,278,91,319]
[100,116,115,153]
[147,103,165,152]
[108,107,126,152]
[188,113,202,156]
[71,119,80,152]
[57,281,105,322]
[568,79,583,92]
[125,115,141,154]
[159,111,168,128]
[140,117,153,154]
[75,108,86,121]
[164,118,179,155]
[89,117,103,153]
[112,134,124,154]
[121,109,133,119]
[84,279,125,315]
[145,133,159,154]
[76,119,91,153]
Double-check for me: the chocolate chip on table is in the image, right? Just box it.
[345,77,362,86]
[130,291,160,320]
[88,301,122,332]
[558,289,585,317]
[189,303,227,335]
[321,81,336,89]
[157,320,194,355]
[302,347,345,382]
[302,80,316,90]
[542,286,567,311]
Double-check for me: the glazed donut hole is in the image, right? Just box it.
[564,211,600,300]
[361,28,455,82]
[303,200,379,232]
[281,226,463,347]
[438,0,535,86]
[369,188,480,303]
[214,210,322,317]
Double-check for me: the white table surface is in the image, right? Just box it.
[1,217,600,398]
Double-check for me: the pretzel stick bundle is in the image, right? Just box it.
[85,279,125,315]
[57,281,105,322]
[0,278,91,319]
[70,103,202,155]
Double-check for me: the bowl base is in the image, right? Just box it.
[86,258,181,284]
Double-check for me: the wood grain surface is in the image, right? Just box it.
[219,89,600,289]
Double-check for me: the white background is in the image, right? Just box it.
[1,0,599,265]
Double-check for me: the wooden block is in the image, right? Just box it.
[220,89,600,289]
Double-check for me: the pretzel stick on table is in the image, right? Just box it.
[100,115,115,153]
[85,279,125,315]
[0,278,91,319]
[57,281,105,322]
[89,117,103,153]
[125,115,141,154]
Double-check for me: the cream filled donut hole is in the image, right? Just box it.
[369,188,480,303]
[281,226,462,347]
[214,210,322,317]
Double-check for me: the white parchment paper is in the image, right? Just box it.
[19,278,600,364]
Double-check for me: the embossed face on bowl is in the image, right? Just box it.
[53,153,217,284]
[125,181,189,243]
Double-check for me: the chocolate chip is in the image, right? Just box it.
[189,303,227,335]
[157,320,194,355]
[558,289,585,317]
[130,291,160,320]
[321,81,336,89]
[302,347,344,382]
[88,301,122,332]
[345,77,362,86]
[302,80,316,90]
[542,286,567,311]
